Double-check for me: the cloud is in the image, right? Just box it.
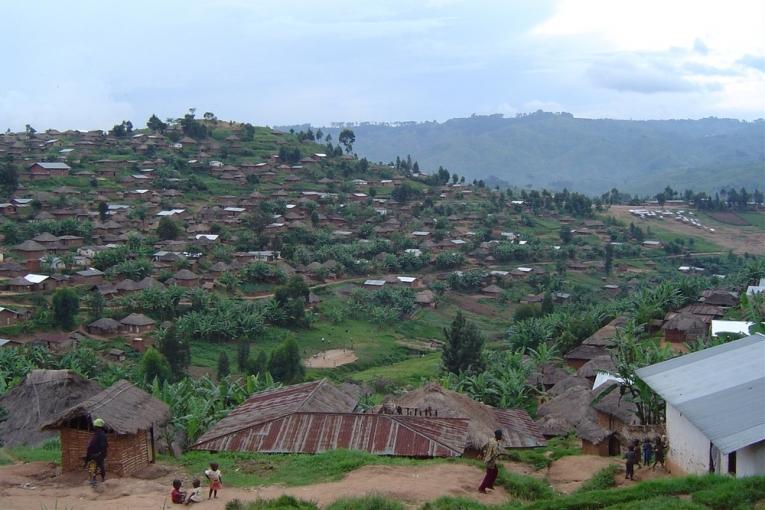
[693,38,709,55]
[588,55,697,93]
[683,62,741,76]
[737,54,765,72]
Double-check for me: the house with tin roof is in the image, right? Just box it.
[637,334,765,477]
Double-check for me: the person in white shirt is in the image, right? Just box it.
[185,479,203,505]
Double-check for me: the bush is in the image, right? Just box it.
[577,464,619,493]
[691,477,765,510]
[496,467,554,501]
[226,496,317,510]
[326,495,405,510]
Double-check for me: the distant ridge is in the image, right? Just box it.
[298,112,764,195]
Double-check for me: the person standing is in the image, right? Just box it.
[478,429,503,494]
[624,445,637,480]
[641,437,653,467]
[653,436,666,470]
[85,418,108,485]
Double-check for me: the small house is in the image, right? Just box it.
[87,317,121,336]
[42,380,170,477]
[120,313,156,334]
[637,334,765,477]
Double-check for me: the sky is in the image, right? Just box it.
[1,0,764,131]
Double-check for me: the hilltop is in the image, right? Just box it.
[311,113,765,195]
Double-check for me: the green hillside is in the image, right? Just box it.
[314,113,765,195]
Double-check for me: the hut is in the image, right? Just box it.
[0,369,102,447]
[661,312,708,344]
[87,317,121,336]
[384,383,545,452]
[43,380,169,477]
[564,344,608,370]
[120,313,156,334]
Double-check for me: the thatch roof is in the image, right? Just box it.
[385,383,545,449]
[536,386,607,443]
[43,380,169,435]
[577,355,617,379]
[0,370,102,447]
[88,317,121,332]
[661,312,707,334]
[120,313,155,326]
[582,316,627,347]
[548,374,591,397]
[527,362,569,388]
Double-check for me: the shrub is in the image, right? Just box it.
[326,494,405,510]
[577,464,619,493]
[496,467,554,501]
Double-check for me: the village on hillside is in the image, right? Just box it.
[0,114,764,509]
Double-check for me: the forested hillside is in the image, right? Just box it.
[316,113,765,195]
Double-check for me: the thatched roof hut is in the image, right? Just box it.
[0,370,102,447]
[384,383,545,450]
[43,380,169,476]
[577,355,617,380]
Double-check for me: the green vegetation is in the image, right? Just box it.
[326,114,765,194]
[168,449,433,488]
[577,465,620,493]
[507,435,582,470]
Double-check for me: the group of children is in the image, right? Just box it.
[624,436,667,480]
[171,463,223,504]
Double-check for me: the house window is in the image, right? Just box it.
[728,451,736,475]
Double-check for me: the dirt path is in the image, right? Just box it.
[606,205,765,255]
[0,462,508,510]
[304,349,358,368]
[544,455,674,494]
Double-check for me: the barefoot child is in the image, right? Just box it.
[171,479,186,504]
[204,462,223,499]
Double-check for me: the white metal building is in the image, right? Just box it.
[636,334,765,477]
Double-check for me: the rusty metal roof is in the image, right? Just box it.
[193,412,468,457]
[194,379,357,446]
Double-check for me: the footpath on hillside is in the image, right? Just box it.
[0,454,675,509]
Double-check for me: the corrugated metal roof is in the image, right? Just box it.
[193,412,468,457]
[636,333,765,454]
[194,380,357,446]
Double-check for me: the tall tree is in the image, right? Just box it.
[147,114,167,133]
[52,288,80,330]
[141,347,172,383]
[98,201,109,221]
[268,338,304,383]
[157,217,180,240]
[338,129,355,153]
[217,351,230,379]
[156,324,190,380]
[0,163,18,196]
[604,243,614,275]
[442,311,485,375]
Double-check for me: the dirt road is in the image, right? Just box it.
[0,462,509,510]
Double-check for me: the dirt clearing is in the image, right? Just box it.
[304,349,358,368]
[0,462,508,509]
[606,205,765,255]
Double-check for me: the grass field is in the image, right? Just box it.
[647,227,724,253]
[738,212,765,230]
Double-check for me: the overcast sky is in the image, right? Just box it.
[1,0,764,131]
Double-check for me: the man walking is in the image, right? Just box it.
[478,429,503,493]
[85,418,108,485]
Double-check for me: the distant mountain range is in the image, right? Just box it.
[302,112,764,196]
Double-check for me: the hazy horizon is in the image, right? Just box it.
[2,0,764,132]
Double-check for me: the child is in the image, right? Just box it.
[653,436,666,470]
[171,479,186,504]
[204,462,223,499]
[185,479,203,505]
[624,445,637,480]
[641,437,653,467]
